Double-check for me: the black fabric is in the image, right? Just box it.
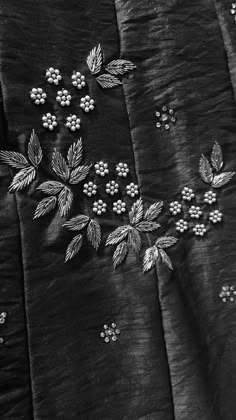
[0,1,235,419]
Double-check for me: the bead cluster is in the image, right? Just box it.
[189,205,202,219]
[30,88,47,105]
[209,209,223,224]
[42,113,58,131]
[93,200,107,215]
[100,323,120,343]
[83,182,97,197]
[106,181,119,196]
[169,201,182,215]
[0,312,7,345]
[192,223,207,237]
[45,68,62,85]
[116,162,129,177]
[65,115,81,131]
[219,285,236,303]
[71,72,86,89]
[56,89,72,107]
[126,182,139,197]
[113,200,126,214]
[181,187,195,201]
[94,161,109,177]
[80,95,95,113]
[175,219,188,233]
[204,190,217,205]
[155,106,176,130]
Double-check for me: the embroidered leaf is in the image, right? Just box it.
[106,225,131,246]
[96,74,122,89]
[86,44,102,75]
[127,228,141,254]
[9,166,36,192]
[143,245,159,273]
[58,186,73,217]
[105,59,136,75]
[159,248,173,270]
[129,198,143,225]
[144,201,163,221]
[212,172,235,188]
[0,151,29,169]
[52,150,70,182]
[135,221,160,232]
[65,234,83,263]
[69,165,91,185]
[37,181,64,195]
[67,139,83,169]
[33,196,57,219]
[27,129,43,167]
[199,154,213,184]
[113,240,128,268]
[87,219,101,250]
[63,215,90,232]
[211,142,223,172]
[156,236,178,249]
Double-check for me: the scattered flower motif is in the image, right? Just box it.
[56,88,72,107]
[116,162,129,177]
[204,190,217,205]
[193,223,207,237]
[93,200,107,216]
[80,95,95,113]
[219,285,236,303]
[189,205,202,219]
[45,67,62,85]
[0,130,42,192]
[71,71,86,89]
[94,161,109,177]
[181,187,195,201]
[83,181,97,197]
[34,139,91,219]
[30,88,47,105]
[113,200,126,214]
[169,201,182,215]
[209,209,223,224]
[106,180,119,195]
[199,142,235,188]
[155,106,176,130]
[175,219,188,233]
[126,182,139,197]
[86,44,136,89]
[65,115,81,132]
[231,3,236,19]
[0,312,7,325]
[100,323,121,343]
[63,216,101,262]
[42,113,58,131]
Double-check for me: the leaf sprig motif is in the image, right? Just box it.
[0,130,42,192]
[199,142,235,188]
[106,198,177,271]
[34,139,91,219]
[63,215,101,262]
[86,44,136,89]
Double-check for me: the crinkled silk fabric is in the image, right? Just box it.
[0,1,235,419]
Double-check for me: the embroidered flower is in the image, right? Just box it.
[93,200,107,215]
[209,209,223,224]
[113,200,126,214]
[181,187,195,201]
[169,201,182,215]
[42,113,58,131]
[45,67,62,85]
[83,181,97,197]
[0,130,43,192]
[116,162,129,178]
[204,190,217,205]
[193,223,207,237]
[219,285,236,303]
[56,88,72,107]
[65,115,81,132]
[30,88,47,105]
[100,323,121,343]
[175,219,188,233]
[94,161,109,177]
[34,139,91,219]
[189,205,202,219]
[71,71,86,89]
[106,180,119,195]
[155,106,176,130]
[126,182,139,197]
[80,95,95,113]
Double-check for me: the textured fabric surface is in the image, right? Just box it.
[0,1,235,419]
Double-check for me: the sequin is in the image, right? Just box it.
[100,323,120,343]
[219,285,236,302]
[42,113,58,131]
[56,89,72,107]
[30,88,47,105]
[155,106,176,130]
[45,67,62,85]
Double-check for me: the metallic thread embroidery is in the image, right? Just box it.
[100,323,120,343]
[0,130,42,192]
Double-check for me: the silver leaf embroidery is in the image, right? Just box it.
[37,181,64,195]
[27,130,43,167]
[211,141,223,172]
[67,139,83,169]
[0,151,29,169]
[52,150,70,182]
[135,221,160,232]
[9,166,36,192]
[144,201,163,221]
[127,229,141,254]
[200,143,235,188]
[143,246,159,272]
[143,236,177,272]
[58,186,73,217]
[68,165,91,185]
[129,198,143,225]
[105,59,136,75]
[34,196,57,219]
[113,241,129,268]
[63,215,90,232]
[96,74,122,89]
[65,234,83,263]
[212,172,235,188]
[86,44,103,75]
[199,154,213,184]
[86,219,101,250]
